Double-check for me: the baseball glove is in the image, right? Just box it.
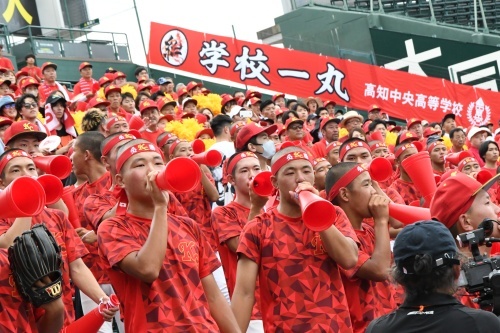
[8,223,63,307]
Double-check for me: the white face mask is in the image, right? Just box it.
[261,140,276,160]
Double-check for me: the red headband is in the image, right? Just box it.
[339,140,370,161]
[0,149,30,174]
[327,164,367,201]
[427,141,445,153]
[116,142,161,173]
[394,143,417,159]
[102,133,137,157]
[271,150,311,176]
[158,133,176,149]
[369,142,387,152]
[458,157,478,172]
[326,141,341,155]
[312,157,327,168]
[106,116,127,131]
[169,140,187,155]
[226,152,258,175]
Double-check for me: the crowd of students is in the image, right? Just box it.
[0,55,500,333]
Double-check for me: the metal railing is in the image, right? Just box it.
[6,25,131,61]
[293,0,499,33]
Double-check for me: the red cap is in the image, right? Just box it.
[15,70,29,79]
[137,83,151,92]
[235,122,278,150]
[79,62,92,71]
[221,94,237,108]
[320,116,340,130]
[0,116,12,127]
[186,81,202,92]
[236,97,245,107]
[195,128,214,139]
[177,86,188,97]
[0,79,11,87]
[87,97,110,109]
[113,71,126,80]
[430,172,500,228]
[423,127,441,138]
[181,112,195,120]
[98,76,111,87]
[245,90,262,100]
[362,120,372,134]
[387,125,402,132]
[157,97,177,111]
[201,87,210,95]
[284,117,304,130]
[20,77,39,90]
[398,131,420,144]
[195,114,207,124]
[323,100,336,108]
[139,99,158,113]
[248,97,261,106]
[369,104,381,112]
[272,93,285,102]
[41,62,57,72]
[230,121,246,138]
[105,84,121,97]
[407,118,421,129]
[158,114,174,123]
[3,120,47,145]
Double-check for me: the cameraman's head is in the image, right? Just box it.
[430,173,500,239]
[393,221,461,300]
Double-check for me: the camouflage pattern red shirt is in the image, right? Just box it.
[389,178,421,205]
[72,172,112,284]
[0,249,38,332]
[0,208,88,327]
[97,212,221,333]
[237,206,358,332]
[340,223,397,333]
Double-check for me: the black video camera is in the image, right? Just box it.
[458,219,500,314]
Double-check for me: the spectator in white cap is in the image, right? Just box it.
[467,126,491,167]
[339,110,363,132]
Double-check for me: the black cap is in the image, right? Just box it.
[393,221,459,273]
[134,66,147,76]
[307,114,318,122]
[442,113,456,126]
[105,67,117,73]
[46,94,67,106]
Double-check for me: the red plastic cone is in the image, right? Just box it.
[34,155,72,179]
[370,131,384,142]
[445,151,472,166]
[156,157,201,193]
[413,141,424,152]
[62,294,120,333]
[37,174,63,205]
[191,150,222,167]
[368,157,393,182]
[61,187,80,228]
[128,115,145,130]
[0,176,46,218]
[401,151,437,208]
[191,139,206,154]
[299,191,337,231]
[250,171,274,197]
[389,202,431,225]
[128,129,142,139]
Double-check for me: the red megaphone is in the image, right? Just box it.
[389,202,431,225]
[191,150,222,167]
[128,115,145,130]
[156,157,201,193]
[369,131,384,142]
[62,294,120,333]
[413,141,424,152]
[445,151,472,166]
[299,191,337,232]
[368,157,393,182]
[401,151,437,208]
[37,174,63,205]
[476,169,495,185]
[34,155,72,179]
[0,176,46,218]
[191,139,206,154]
[61,187,80,228]
[250,171,274,197]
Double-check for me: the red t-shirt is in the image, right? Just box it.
[72,172,112,284]
[311,138,328,159]
[20,65,42,80]
[383,186,405,205]
[0,57,14,70]
[84,188,188,231]
[174,169,218,251]
[73,77,98,96]
[211,201,262,319]
[389,178,421,205]
[139,128,164,145]
[97,212,221,332]
[38,82,71,106]
[237,206,358,332]
[340,224,397,333]
[0,249,38,332]
[0,208,88,327]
